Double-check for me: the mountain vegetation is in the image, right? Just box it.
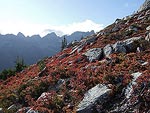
[0,0,150,113]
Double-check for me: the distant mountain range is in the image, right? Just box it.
[0,30,94,71]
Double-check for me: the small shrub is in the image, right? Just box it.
[37,60,46,71]
[0,69,15,80]
[15,57,27,72]
[103,74,116,84]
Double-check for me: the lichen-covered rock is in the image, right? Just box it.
[83,48,103,62]
[76,84,112,113]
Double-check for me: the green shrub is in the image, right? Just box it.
[0,57,26,80]
[15,57,27,72]
[0,69,15,80]
[103,74,116,84]
[37,60,46,71]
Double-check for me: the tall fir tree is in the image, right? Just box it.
[15,57,26,72]
[61,36,67,51]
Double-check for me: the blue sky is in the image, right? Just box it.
[0,0,145,36]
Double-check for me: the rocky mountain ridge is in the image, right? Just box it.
[0,31,94,71]
[0,1,150,113]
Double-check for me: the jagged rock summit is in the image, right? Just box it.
[138,0,150,12]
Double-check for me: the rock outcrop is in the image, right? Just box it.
[77,84,112,113]
[84,48,103,62]
[103,44,113,57]
[125,72,142,98]
[138,0,150,12]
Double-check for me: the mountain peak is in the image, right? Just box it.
[43,32,58,38]
[138,0,150,12]
[31,34,41,38]
[17,32,25,38]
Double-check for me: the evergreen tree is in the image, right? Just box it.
[15,57,26,72]
[61,36,67,51]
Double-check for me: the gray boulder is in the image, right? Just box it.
[123,36,143,51]
[145,9,150,15]
[83,48,103,62]
[70,46,78,54]
[85,36,97,44]
[37,92,50,102]
[70,41,87,54]
[0,108,3,113]
[112,41,127,53]
[76,84,112,113]
[145,33,150,41]
[66,40,79,48]
[77,42,87,53]
[17,107,30,113]
[112,25,120,32]
[114,19,121,24]
[97,31,108,36]
[128,25,138,32]
[123,16,131,21]
[138,0,150,12]
[125,72,142,98]
[8,104,21,111]
[26,109,39,113]
[103,44,113,57]
[146,25,150,31]
[103,37,142,57]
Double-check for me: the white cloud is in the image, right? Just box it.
[0,19,103,37]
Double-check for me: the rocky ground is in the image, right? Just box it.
[0,1,150,113]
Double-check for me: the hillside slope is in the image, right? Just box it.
[0,1,150,113]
